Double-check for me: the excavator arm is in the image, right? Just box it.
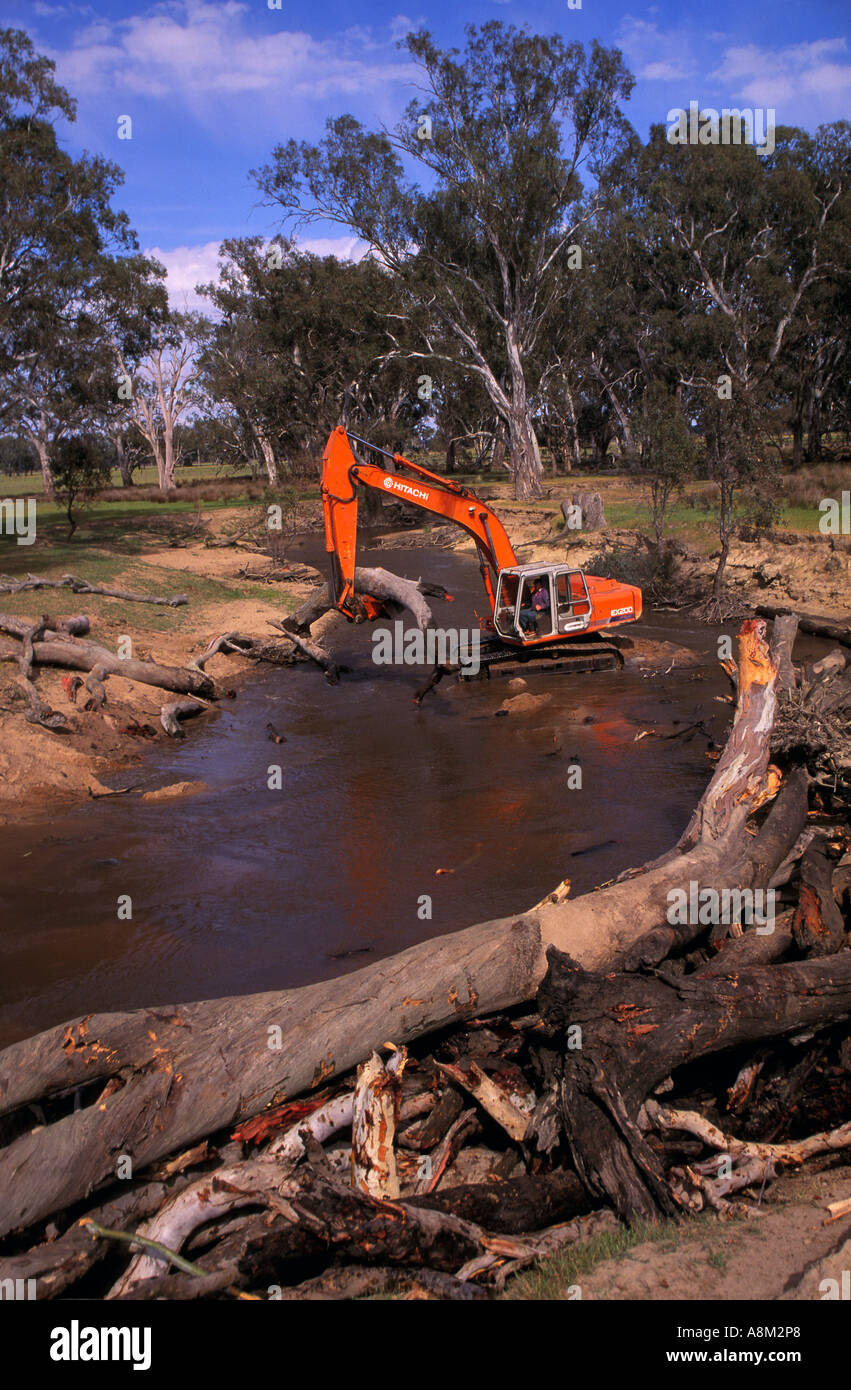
[322,426,517,621]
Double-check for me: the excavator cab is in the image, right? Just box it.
[494,565,593,643]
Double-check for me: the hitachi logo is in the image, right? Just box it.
[383,477,428,501]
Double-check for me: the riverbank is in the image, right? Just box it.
[1,480,849,817]
[0,510,322,818]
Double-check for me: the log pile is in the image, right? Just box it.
[0,614,848,1299]
[0,566,438,731]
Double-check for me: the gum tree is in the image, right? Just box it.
[199,237,424,479]
[252,22,633,498]
[0,29,138,495]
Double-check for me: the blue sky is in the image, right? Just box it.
[5,0,849,305]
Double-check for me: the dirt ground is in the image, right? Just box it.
[579,1163,851,1302]
[0,514,320,818]
[1,491,849,816]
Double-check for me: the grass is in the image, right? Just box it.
[500,1212,723,1300]
[0,463,230,495]
[0,511,298,637]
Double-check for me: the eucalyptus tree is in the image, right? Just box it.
[199,237,423,479]
[252,22,634,497]
[0,29,139,494]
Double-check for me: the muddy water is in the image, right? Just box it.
[0,540,733,1047]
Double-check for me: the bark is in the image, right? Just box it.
[537,947,851,1222]
[351,1050,404,1199]
[756,605,851,651]
[561,492,606,532]
[0,621,788,1238]
[792,833,847,957]
[254,426,280,487]
[770,613,799,697]
[505,336,543,500]
[33,432,54,500]
[406,1169,591,1233]
[114,432,134,488]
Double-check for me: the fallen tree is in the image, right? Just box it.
[0,612,847,1298]
[0,621,812,1229]
[0,573,187,607]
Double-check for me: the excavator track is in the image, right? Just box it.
[458,633,630,680]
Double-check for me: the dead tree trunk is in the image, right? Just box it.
[537,947,851,1223]
[0,619,793,1238]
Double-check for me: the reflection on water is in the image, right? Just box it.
[0,542,731,1046]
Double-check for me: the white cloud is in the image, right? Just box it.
[146,240,222,312]
[52,0,416,110]
[615,17,697,83]
[150,235,369,311]
[298,235,369,261]
[712,37,851,121]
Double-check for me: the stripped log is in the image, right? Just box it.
[13,617,70,731]
[25,637,214,698]
[267,619,339,682]
[83,664,109,711]
[755,604,851,651]
[160,699,206,738]
[0,620,795,1239]
[645,1103,851,1167]
[353,566,433,633]
[351,1050,405,1198]
[0,612,90,640]
[436,1060,533,1143]
[281,567,435,637]
[0,574,187,606]
[770,613,799,697]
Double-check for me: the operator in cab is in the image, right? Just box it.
[520,576,550,635]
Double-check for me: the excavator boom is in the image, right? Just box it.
[322,427,516,619]
[320,427,642,656]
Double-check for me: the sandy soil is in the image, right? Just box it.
[578,1162,851,1301]
[1,494,848,816]
[0,518,321,818]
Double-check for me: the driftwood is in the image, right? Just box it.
[536,947,851,1222]
[0,613,215,701]
[267,619,340,682]
[0,620,797,1238]
[11,617,71,731]
[0,573,187,607]
[792,832,847,956]
[160,699,206,738]
[756,603,851,650]
[283,567,435,636]
[0,611,848,1299]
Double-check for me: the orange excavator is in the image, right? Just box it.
[321,426,642,676]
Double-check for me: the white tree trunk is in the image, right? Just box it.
[33,430,54,500]
[255,427,280,486]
